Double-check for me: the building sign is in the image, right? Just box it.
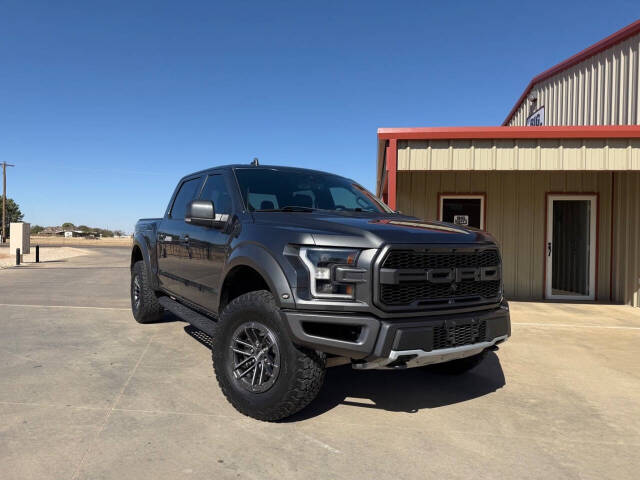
[453,215,469,226]
[526,106,545,126]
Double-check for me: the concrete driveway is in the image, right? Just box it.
[1,248,639,479]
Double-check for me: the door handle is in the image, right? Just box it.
[547,242,552,257]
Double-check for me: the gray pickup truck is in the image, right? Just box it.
[131,164,510,421]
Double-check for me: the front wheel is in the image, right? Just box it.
[212,290,325,421]
[131,261,163,324]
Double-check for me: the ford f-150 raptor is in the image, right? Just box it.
[131,164,510,421]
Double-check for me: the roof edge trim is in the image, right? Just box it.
[378,125,640,140]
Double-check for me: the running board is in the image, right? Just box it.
[158,296,216,337]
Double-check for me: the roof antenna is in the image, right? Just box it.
[251,157,259,166]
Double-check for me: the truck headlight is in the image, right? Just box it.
[299,247,361,299]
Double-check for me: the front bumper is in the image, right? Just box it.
[281,301,511,369]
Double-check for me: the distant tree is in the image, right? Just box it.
[92,228,107,237]
[2,198,24,236]
[77,225,90,232]
[30,225,44,234]
[114,229,125,237]
[62,222,75,229]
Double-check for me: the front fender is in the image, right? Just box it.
[222,242,295,310]
[132,233,159,290]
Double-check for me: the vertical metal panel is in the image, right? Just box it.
[452,140,472,169]
[396,171,613,301]
[585,139,606,169]
[397,140,410,170]
[509,33,640,126]
[495,140,516,169]
[430,140,450,170]
[473,140,494,169]
[410,171,426,220]
[409,140,429,170]
[396,170,412,214]
[612,172,640,306]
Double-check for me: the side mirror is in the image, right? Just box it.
[185,200,226,228]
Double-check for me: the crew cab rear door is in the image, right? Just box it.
[157,175,204,299]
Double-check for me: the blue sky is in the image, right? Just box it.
[1,1,638,232]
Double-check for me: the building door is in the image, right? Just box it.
[545,194,597,300]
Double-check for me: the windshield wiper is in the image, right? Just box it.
[255,205,317,212]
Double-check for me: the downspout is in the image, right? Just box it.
[609,171,615,302]
[386,138,398,211]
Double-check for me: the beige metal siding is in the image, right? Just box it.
[397,139,640,171]
[612,172,640,306]
[509,33,640,126]
[396,171,613,300]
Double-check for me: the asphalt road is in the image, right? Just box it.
[1,248,639,479]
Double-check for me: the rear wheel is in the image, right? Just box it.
[428,351,487,375]
[212,290,325,421]
[131,261,163,324]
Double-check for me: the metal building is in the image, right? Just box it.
[376,20,640,307]
[505,20,640,127]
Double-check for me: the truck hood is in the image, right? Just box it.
[251,212,496,249]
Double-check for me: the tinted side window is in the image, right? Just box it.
[200,175,232,214]
[170,177,201,219]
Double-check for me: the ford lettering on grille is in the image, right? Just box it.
[377,248,502,310]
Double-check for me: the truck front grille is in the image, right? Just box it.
[377,247,502,310]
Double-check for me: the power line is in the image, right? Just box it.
[1,162,15,243]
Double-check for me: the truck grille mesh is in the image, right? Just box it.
[380,281,501,305]
[383,249,500,270]
[378,248,501,309]
[433,321,487,350]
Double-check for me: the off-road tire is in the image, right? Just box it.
[131,261,164,324]
[428,351,487,375]
[212,290,326,421]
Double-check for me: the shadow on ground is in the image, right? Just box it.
[182,325,506,421]
[286,352,505,420]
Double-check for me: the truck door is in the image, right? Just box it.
[157,176,203,299]
[179,173,235,311]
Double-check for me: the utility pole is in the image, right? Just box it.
[1,162,15,244]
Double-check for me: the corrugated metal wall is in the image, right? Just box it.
[612,172,640,306]
[509,33,640,126]
[396,171,614,301]
[397,138,640,170]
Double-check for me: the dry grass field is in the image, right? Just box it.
[28,236,133,247]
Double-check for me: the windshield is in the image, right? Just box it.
[234,168,393,213]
